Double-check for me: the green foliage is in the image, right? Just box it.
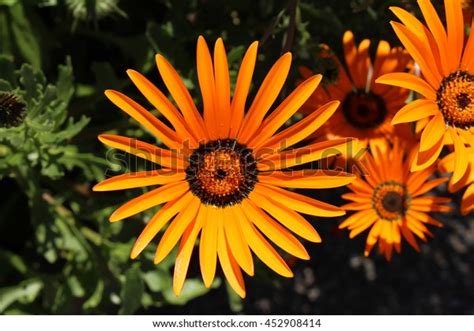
[0,1,41,68]
[0,57,104,182]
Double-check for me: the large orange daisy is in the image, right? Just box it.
[340,140,451,261]
[299,31,411,148]
[94,37,356,298]
[377,0,474,183]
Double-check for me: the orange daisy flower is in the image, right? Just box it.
[340,140,451,261]
[299,31,411,149]
[376,0,474,183]
[94,37,356,298]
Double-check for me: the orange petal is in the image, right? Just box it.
[126,69,196,146]
[449,127,469,184]
[400,220,420,252]
[130,191,194,258]
[173,215,204,297]
[248,74,322,147]
[354,39,371,90]
[156,54,207,141]
[249,191,321,242]
[389,7,442,85]
[348,215,377,239]
[411,177,448,197]
[224,208,254,276]
[461,184,474,215]
[341,192,371,203]
[411,138,444,172]
[236,206,293,277]
[199,206,219,287]
[238,53,292,143]
[217,218,246,298]
[340,209,374,229]
[241,199,309,259]
[461,20,474,71]
[213,38,231,138]
[372,40,391,82]
[110,181,189,222]
[343,31,359,85]
[196,36,218,140]
[389,21,441,88]
[364,220,383,257]
[418,0,450,75]
[154,197,201,264]
[444,0,463,72]
[391,99,439,125]
[258,169,355,189]
[97,134,187,169]
[376,73,436,100]
[93,170,185,191]
[105,90,182,149]
[419,113,446,152]
[255,100,339,152]
[257,138,356,171]
[229,41,258,138]
[255,183,345,217]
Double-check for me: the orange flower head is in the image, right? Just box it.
[94,36,357,298]
[299,31,412,148]
[340,140,451,261]
[377,0,474,186]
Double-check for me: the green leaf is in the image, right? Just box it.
[40,161,64,179]
[66,273,86,298]
[0,250,28,275]
[0,0,18,6]
[226,282,244,313]
[227,45,245,66]
[55,116,90,141]
[0,279,43,313]
[119,264,144,314]
[143,269,171,293]
[0,54,15,84]
[83,280,104,310]
[109,240,134,264]
[163,278,221,306]
[8,2,41,68]
[19,63,45,104]
[0,79,12,91]
[56,57,74,103]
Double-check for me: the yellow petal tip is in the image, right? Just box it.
[109,211,123,223]
[203,279,213,289]
[155,53,166,64]
[238,292,246,299]
[153,254,165,265]
[126,69,137,77]
[92,183,102,192]
[300,251,310,260]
